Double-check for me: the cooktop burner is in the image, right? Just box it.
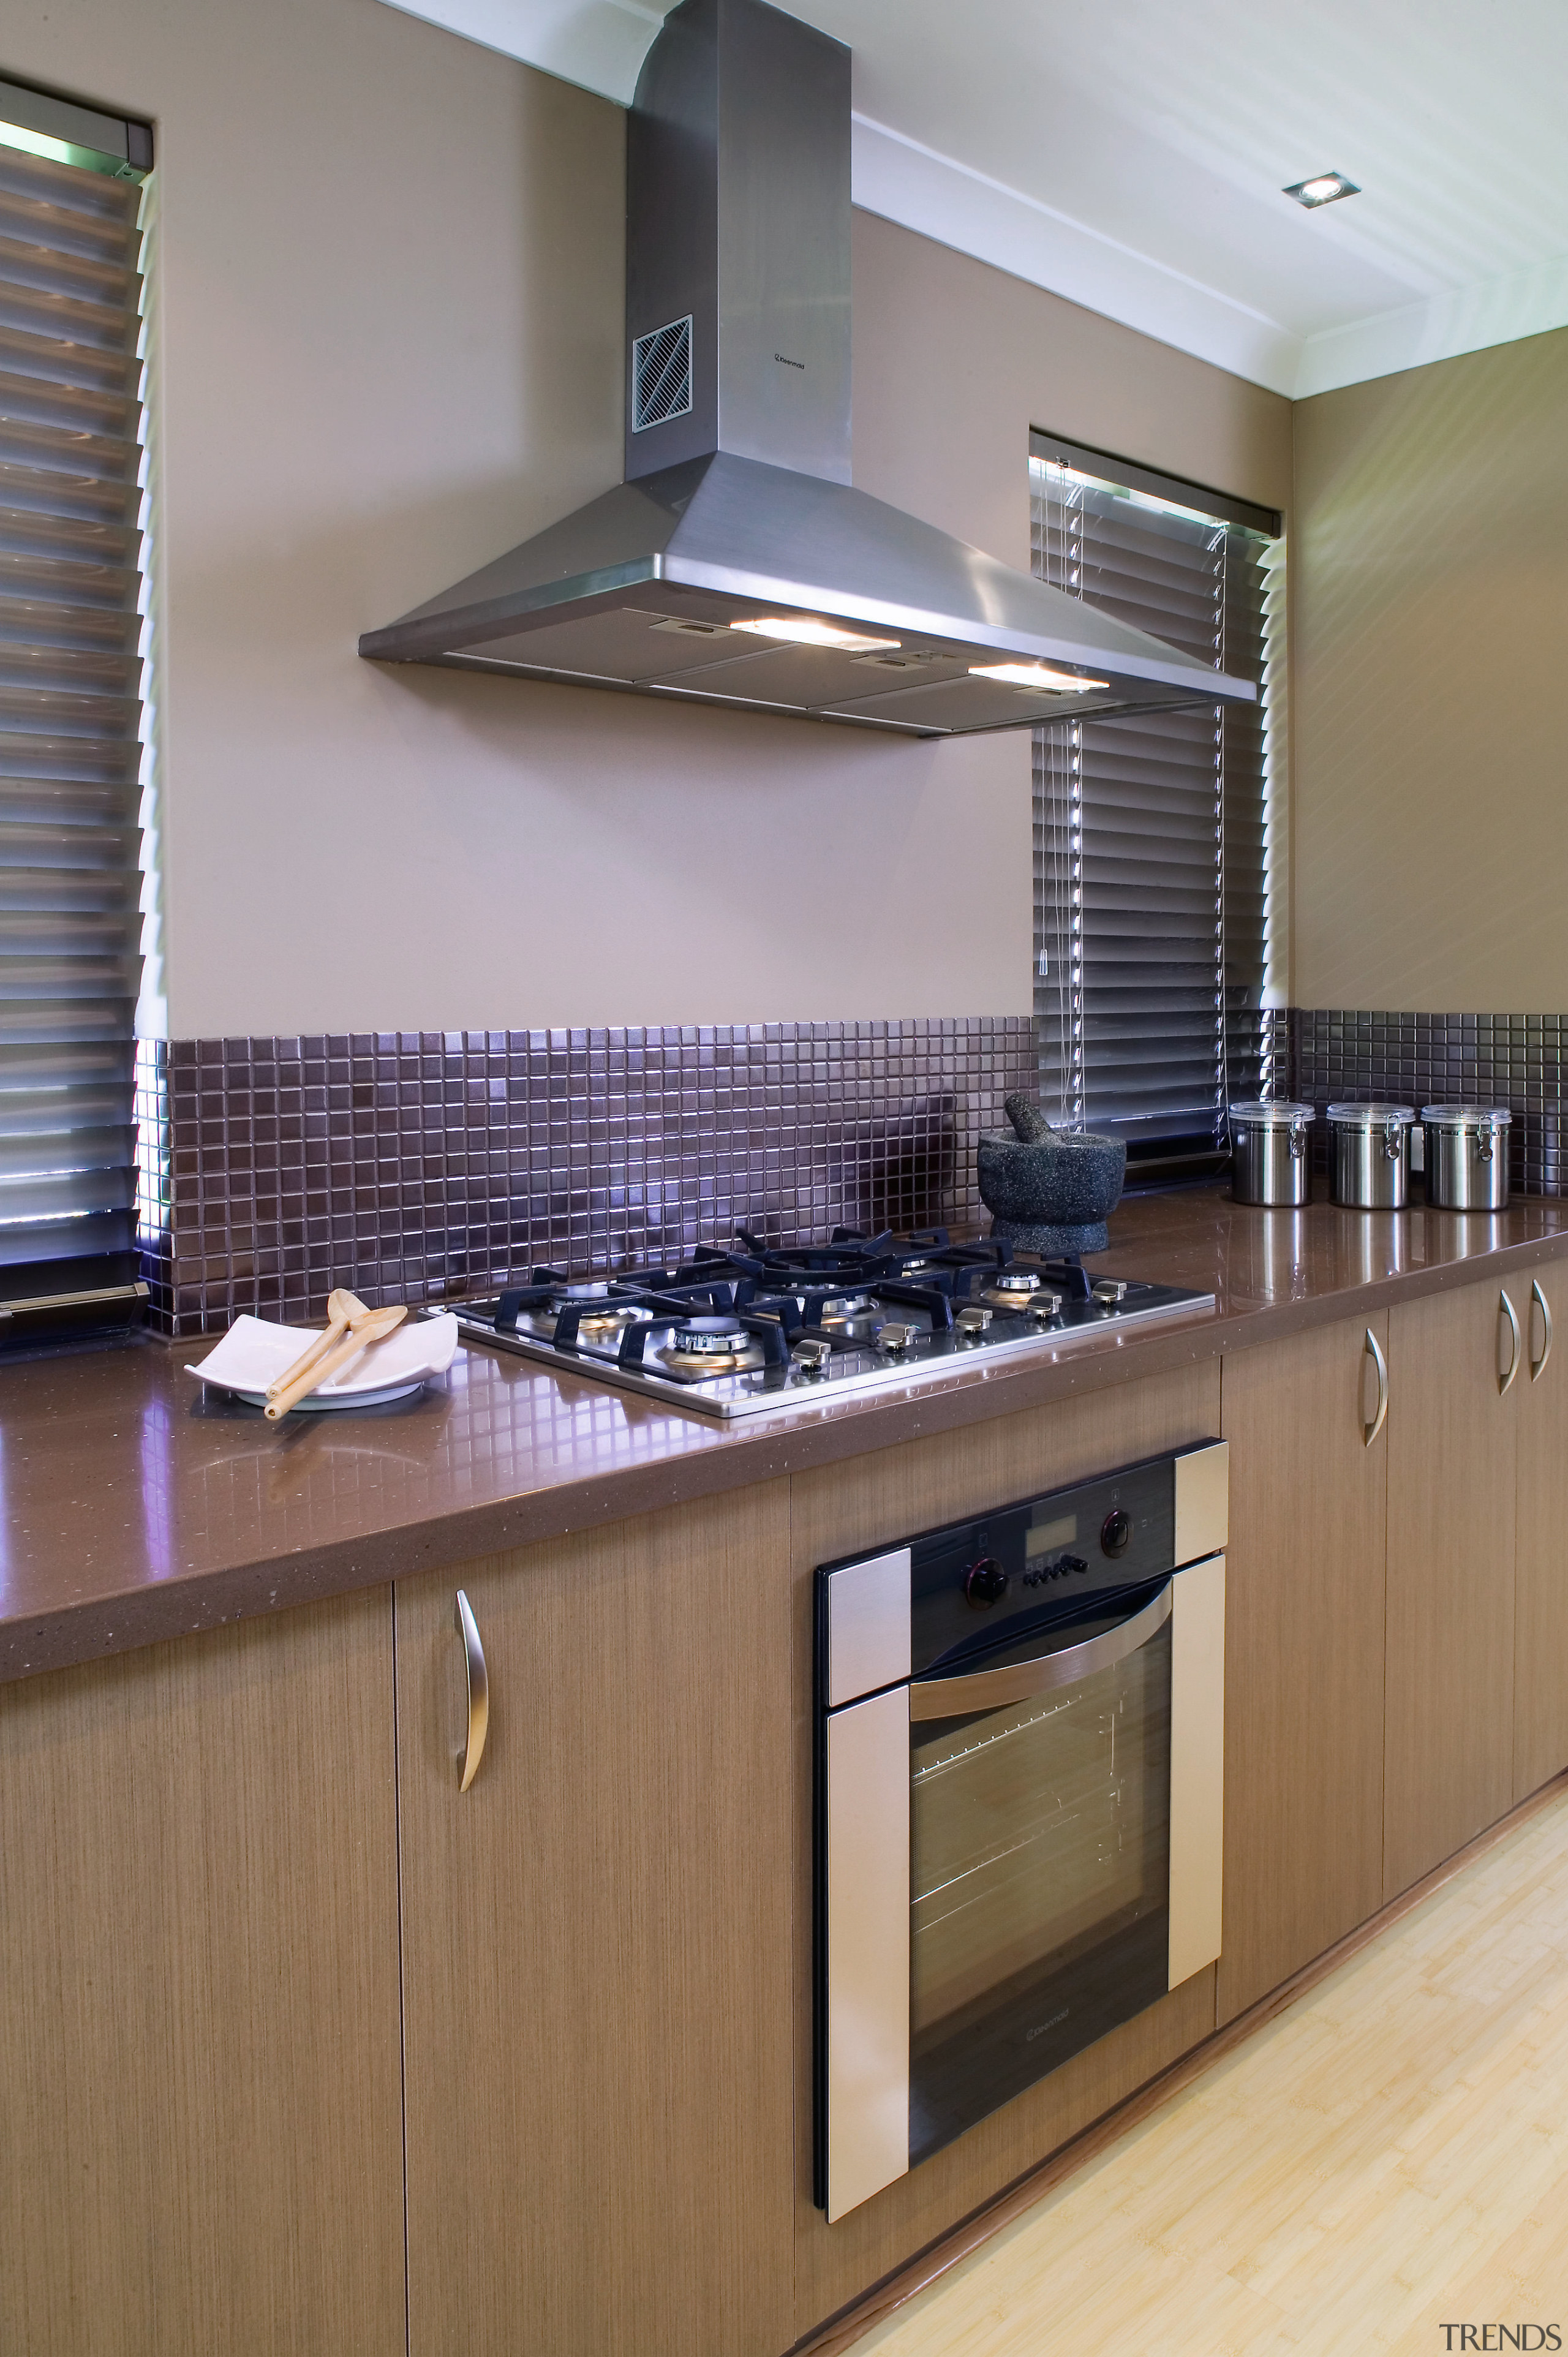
[450,1224,1216,1422]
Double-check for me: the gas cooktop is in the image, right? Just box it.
[450,1225,1215,1422]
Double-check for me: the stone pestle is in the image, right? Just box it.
[1003,1092,1055,1144]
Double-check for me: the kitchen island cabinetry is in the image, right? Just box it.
[1384,1278,1520,1898]
[0,1590,405,2357]
[7,1194,1568,2357]
[393,1484,794,2357]
[1515,1269,1568,1800]
[1216,1313,1389,2024]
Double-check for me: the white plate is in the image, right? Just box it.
[198,1376,430,1412]
[187,1311,461,1408]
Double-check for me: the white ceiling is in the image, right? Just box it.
[379,0,1568,398]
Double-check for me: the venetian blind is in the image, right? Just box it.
[0,95,151,1326]
[1030,436,1279,1174]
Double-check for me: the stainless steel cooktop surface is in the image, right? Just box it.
[450,1224,1216,1422]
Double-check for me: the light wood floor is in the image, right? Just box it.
[851,1787,1568,2355]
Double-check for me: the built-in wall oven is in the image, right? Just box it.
[815,1442,1229,2222]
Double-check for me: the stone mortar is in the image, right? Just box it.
[977,1128,1127,1257]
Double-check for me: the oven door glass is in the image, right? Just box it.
[908,1584,1172,2162]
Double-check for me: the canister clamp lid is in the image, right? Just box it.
[1227,1099,1314,1128]
[1419,1104,1512,1128]
[1325,1102,1415,1126]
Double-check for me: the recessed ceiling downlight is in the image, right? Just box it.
[1284,171,1360,208]
[729,616,900,653]
[969,662,1109,694]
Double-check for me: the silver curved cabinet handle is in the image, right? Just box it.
[454,1588,489,1792]
[1531,1278,1554,1382]
[1499,1289,1522,1396]
[1363,1326,1388,1448]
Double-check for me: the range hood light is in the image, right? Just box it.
[729,616,901,654]
[969,662,1110,693]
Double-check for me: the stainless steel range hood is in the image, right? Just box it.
[359,0,1256,739]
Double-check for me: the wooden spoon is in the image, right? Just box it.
[264,1305,407,1421]
[266,1287,370,1399]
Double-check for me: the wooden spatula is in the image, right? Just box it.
[266,1287,369,1400]
[265,1304,407,1420]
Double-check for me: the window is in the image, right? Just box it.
[0,79,154,1336]
[1030,434,1283,1178]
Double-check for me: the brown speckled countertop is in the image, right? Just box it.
[5,1182,1567,1684]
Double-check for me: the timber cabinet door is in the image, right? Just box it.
[1216,1313,1389,2025]
[1515,1270,1568,1800]
[1384,1276,1520,1898]
[0,1591,405,2357]
[394,1485,794,2357]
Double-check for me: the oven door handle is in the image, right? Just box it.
[909,1580,1174,1721]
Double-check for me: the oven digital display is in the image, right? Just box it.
[1025,1514,1077,1559]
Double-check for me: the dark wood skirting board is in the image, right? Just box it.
[789,1767,1568,2357]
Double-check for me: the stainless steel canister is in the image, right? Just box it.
[1420,1104,1512,1210]
[1326,1102,1415,1209]
[1228,1101,1315,1206]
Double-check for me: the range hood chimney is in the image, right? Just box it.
[359,0,1256,737]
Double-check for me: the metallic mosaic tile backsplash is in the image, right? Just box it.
[139,1020,1036,1337]
[1287,1010,1568,1191]
[136,1007,1568,1337]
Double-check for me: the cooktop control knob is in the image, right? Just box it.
[1100,1509,1132,1558]
[963,1556,1009,1608]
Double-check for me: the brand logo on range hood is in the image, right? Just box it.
[357,0,1257,740]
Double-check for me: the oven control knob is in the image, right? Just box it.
[1100,1509,1132,1558]
[963,1557,1009,1608]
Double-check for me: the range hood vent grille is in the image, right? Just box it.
[633,315,693,432]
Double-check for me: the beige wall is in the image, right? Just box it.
[8,0,1289,1038]
[851,213,1291,576]
[1294,326,1568,1013]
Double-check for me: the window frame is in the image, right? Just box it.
[0,80,156,1341]
[1028,432,1283,1183]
